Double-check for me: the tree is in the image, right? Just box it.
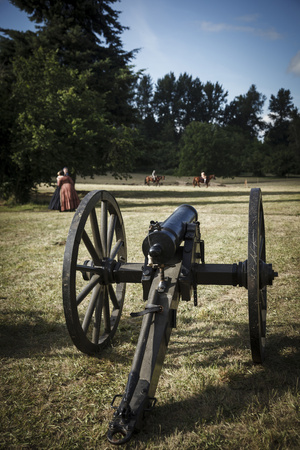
[135,73,229,173]
[264,89,298,175]
[268,88,295,124]
[176,73,200,131]
[8,0,138,125]
[0,0,138,202]
[0,29,40,201]
[288,110,300,174]
[4,48,108,202]
[224,84,266,137]
[152,72,179,131]
[151,74,228,133]
[202,81,228,123]
[266,88,295,145]
[135,74,154,120]
[177,122,242,177]
[242,138,267,176]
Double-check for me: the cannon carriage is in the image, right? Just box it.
[62,188,278,445]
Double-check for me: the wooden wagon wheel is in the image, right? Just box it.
[62,190,127,355]
[248,188,267,363]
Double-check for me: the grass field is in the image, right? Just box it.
[0,175,299,449]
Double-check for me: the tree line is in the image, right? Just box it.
[134,74,299,178]
[0,0,299,203]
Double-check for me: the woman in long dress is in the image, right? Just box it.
[58,174,80,212]
[48,171,64,210]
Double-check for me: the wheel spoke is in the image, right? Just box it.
[110,239,124,260]
[82,230,101,265]
[107,214,117,256]
[101,201,108,257]
[82,284,101,333]
[103,287,111,333]
[90,207,103,259]
[76,275,101,306]
[108,284,120,310]
[92,287,104,344]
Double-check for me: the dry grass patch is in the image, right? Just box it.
[1,178,299,449]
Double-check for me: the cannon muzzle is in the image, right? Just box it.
[142,204,198,264]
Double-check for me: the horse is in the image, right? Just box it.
[192,174,216,188]
[144,175,165,186]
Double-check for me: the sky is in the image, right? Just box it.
[0,0,299,116]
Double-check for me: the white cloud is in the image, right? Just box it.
[288,51,300,76]
[256,27,282,40]
[200,21,282,40]
[236,14,260,23]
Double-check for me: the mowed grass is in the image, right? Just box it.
[0,176,299,449]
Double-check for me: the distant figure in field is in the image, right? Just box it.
[152,169,156,181]
[48,170,64,211]
[58,171,80,212]
[201,171,206,183]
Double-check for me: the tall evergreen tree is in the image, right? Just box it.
[135,74,154,120]
[203,81,228,123]
[264,89,298,175]
[0,0,138,202]
[152,72,179,131]
[8,0,138,125]
[223,84,266,137]
[266,88,295,144]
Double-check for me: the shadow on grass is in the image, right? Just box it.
[0,308,137,365]
[77,189,300,200]
[130,319,300,447]
[0,309,72,358]
[23,188,299,213]
[1,305,299,447]
[73,189,300,212]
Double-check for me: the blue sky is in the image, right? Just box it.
[1,0,299,116]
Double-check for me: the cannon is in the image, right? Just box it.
[62,188,278,445]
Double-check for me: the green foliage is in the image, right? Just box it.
[268,88,295,123]
[151,72,228,133]
[8,48,108,201]
[107,125,138,177]
[135,74,154,120]
[0,0,139,202]
[224,84,266,137]
[134,73,228,174]
[1,2,299,202]
[177,122,242,177]
[147,82,299,178]
[264,89,299,176]
[288,111,300,174]
[202,80,228,123]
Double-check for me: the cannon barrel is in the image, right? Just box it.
[142,204,198,264]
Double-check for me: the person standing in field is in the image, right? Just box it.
[58,170,80,212]
[48,170,64,211]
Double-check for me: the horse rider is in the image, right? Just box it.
[201,171,206,183]
[152,169,156,181]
